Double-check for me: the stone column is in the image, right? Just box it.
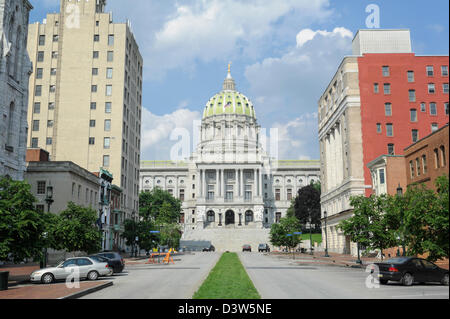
[216,169,219,198]
[235,169,238,200]
[240,169,244,198]
[254,169,257,196]
[220,169,224,197]
[202,169,206,198]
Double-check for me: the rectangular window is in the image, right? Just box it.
[275,189,281,201]
[379,169,385,184]
[407,71,414,82]
[39,35,45,46]
[385,103,392,116]
[427,66,434,77]
[445,102,449,116]
[430,102,437,115]
[376,123,382,133]
[106,85,112,96]
[104,119,111,131]
[33,102,41,114]
[93,51,99,59]
[49,85,56,93]
[410,161,415,178]
[443,83,449,94]
[103,155,110,167]
[50,68,56,76]
[386,124,393,137]
[37,51,44,62]
[91,85,97,93]
[105,102,112,113]
[47,120,54,128]
[410,109,417,122]
[92,68,98,76]
[106,68,113,79]
[388,144,394,155]
[384,83,391,95]
[53,35,59,42]
[431,123,439,132]
[107,51,114,62]
[382,66,390,77]
[89,120,96,128]
[52,51,58,59]
[90,102,97,110]
[276,212,282,223]
[420,102,426,113]
[46,137,52,145]
[374,83,379,94]
[442,66,449,76]
[32,120,40,131]
[412,129,419,143]
[94,34,99,42]
[37,181,46,194]
[31,138,38,148]
[36,68,43,79]
[108,35,114,46]
[422,155,428,174]
[89,137,95,145]
[287,189,293,201]
[104,137,110,149]
[409,90,416,102]
[35,85,42,96]
[179,189,185,201]
[428,83,435,94]
[416,158,421,176]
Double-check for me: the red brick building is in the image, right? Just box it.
[359,53,449,196]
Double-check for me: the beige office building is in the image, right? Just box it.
[26,0,143,219]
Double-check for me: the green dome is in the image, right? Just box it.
[203,91,256,119]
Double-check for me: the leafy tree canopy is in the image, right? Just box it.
[139,188,181,224]
[269,216,302,249]
[293,184,321,228]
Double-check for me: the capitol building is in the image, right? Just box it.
[140,67,320,251]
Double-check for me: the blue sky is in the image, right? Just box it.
[29,0,449,160]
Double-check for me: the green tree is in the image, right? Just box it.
[136,220,158,254]
[293,184,321,231]
[269,216,302,250]
[49,202,102,254]
[0,177,49,263]
[139,189,181,223]
[159,223,182,249]
[402,176,449,262]
[122,219,139,252]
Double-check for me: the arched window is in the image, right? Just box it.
[7,16,15,76]
[14,26,21,80]
[7,102,15,147]
[207,211,215,223]
[440,146,446,167]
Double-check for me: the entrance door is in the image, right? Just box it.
[225,210,235,225]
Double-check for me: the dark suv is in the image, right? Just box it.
[95,251,124,273]
[203,245,215,252]
[242,245,252,252]
[258,244,270,252]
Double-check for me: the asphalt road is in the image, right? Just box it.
[239,252,449,299]
[82,252,220,299]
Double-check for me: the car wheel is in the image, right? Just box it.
[87,271,99,281]
[401,273,414,286]
[41,273,54,284]
[379,279,388,285]
[442,273,449,286]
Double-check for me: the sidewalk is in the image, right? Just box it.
[271,251,379,268]
[0,280,113,299]
[0,264,40,286]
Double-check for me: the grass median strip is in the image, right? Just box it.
[193,252,261,299]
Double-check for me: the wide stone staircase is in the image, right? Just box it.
[181,227,271,252]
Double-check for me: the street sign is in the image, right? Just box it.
[286,234,293,237]
[150,231,160,234]
[293,232,302,235]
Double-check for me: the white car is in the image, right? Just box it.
[31,257,112,284]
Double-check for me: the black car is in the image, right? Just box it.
[203,245,215,252]
[258,244,270,253]
[242,245,252,252]
[95,251,125,273]
[374,257,449,286]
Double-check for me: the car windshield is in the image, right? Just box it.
[90,256,106,262]
[384,257,410,264]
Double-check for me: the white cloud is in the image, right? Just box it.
[140,107,201,160]
[106,0,333,79]
[245,27,353,159]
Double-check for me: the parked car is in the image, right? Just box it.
[203,245,215,252]
[30,257,111,284]
[373,257,449,286]
[88,255,114,276]
[258,244,270,253]
[242,245,252,252]
[95,251,125,273]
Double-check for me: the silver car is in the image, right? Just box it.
[30,257,112,284]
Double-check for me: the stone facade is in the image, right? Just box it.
[140,70,320,252]
[0,0,33,180]
[26,0,142,221]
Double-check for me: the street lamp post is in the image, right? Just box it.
[309,212,313,255]
[41,185,54,269]
[324,211,330,257]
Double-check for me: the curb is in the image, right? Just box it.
[59,281,113,299]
